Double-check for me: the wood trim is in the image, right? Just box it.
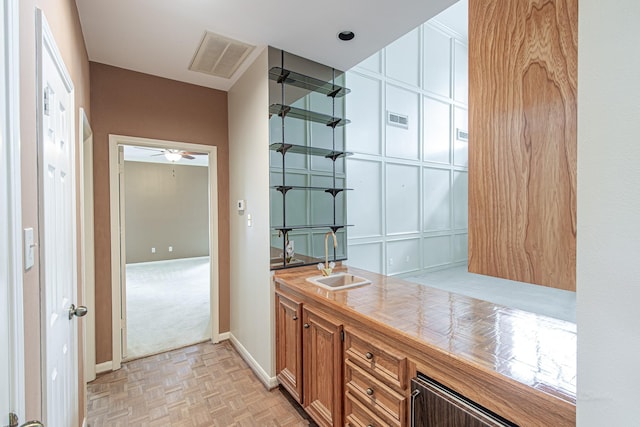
[468,0,578,291]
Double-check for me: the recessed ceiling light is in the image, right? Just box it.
[338,31,355,41]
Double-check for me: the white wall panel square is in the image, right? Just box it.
[386,85,420,160]
[423,167,451,231]
[346,242,383,274]
[386,163,420,234]
[346,159,382,238]
[454,41,468,104]
[423,24,451,97]
[453,107,468,167]
[453,233,468,262]
[423,235,451,268]
[423,96,451,163]
[453,171,468,229]
[385,28,420,87]
[387,239,421,275]
[358,51,382,73]
[346,73,382,155]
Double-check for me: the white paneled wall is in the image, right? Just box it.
[346,20,468,276]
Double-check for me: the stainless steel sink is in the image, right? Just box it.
[306,273,371,291]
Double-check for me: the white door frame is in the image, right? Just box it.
[36,8,78,425]
[79,108,96,383]
[108,134,220,370]
[1,0,25,421]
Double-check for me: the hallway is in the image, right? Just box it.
[87,341,309,426]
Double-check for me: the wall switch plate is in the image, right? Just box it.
[169,246,173,252]
[247,213,252,227]
[151,247,156,253]
[24,228,35,270]
[237,199,246,212]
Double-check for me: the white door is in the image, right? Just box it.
[1,0,25,425]
[37,10,80,427]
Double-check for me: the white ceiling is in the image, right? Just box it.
[75,0,458,91]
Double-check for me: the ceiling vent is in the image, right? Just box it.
[189,31,255,79]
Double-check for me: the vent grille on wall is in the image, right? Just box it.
[189,31,255,79]
[387,111,409,129]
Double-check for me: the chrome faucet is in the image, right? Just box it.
[322,231,337,276]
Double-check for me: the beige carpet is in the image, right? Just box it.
[125,256,210,360]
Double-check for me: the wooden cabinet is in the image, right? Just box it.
[275,291,343,426]
[275,293,303,403]
[302,305,343,427]
[344,327,410,427]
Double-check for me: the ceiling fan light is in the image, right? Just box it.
[164,151,182,162]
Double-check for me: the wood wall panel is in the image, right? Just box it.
[468,0,577,291]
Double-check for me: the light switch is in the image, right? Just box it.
[247,213,252,227]
[169,246,173,252]
[24,228,35,270]
[151,247,156,253]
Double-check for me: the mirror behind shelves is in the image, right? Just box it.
[268,47,349,270]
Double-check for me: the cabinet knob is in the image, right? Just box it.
[292,314,298,320]
[304,323,310,329]
[366,387,374,396]
[365,352,374,360]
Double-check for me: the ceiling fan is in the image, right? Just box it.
[134,146,207,162]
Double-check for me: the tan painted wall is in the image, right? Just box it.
[19,0,90,422]
[124,161,209,263]
[90,63,230,364]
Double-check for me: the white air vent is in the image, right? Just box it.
[189,31,255,79]
[456,129,469,141]
[387,111,409,129]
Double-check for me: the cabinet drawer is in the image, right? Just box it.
[345,390,397,427]
[345,360,406,425]
[344,328,408,390]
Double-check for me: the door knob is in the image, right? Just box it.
[68,304,88,320]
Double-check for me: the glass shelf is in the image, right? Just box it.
[269,67,351,98]
[269,143,352,160]
[272,224,352,233]
[271,185,352,196]
[269,104,350,128]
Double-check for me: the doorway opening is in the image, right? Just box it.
[109,135,220,369]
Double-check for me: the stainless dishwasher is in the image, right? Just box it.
[410,373,518,427]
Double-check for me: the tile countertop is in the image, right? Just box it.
[274,265,576,407]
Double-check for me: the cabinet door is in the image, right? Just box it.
[275,293,303,403]
[303,306,343,427]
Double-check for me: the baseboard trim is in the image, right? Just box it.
[229,333,278,390]
[95,361,113,374]
[217,331,230,341]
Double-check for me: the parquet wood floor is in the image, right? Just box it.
[87,341,311,427]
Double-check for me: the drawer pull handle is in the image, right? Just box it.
[292,314,298,320]
[304,323,310,329]
[365,352,374,360]
[368,425,374,427]
[366,387,374,396]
